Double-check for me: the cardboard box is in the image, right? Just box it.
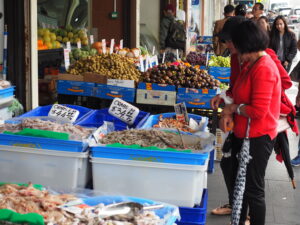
[57,73,84,81]
[83,72,107,84]
[136,82,176,106]
[177,88,219,109]
[209,67,231,83]
[94,84,136,102]
[57,80,95,96]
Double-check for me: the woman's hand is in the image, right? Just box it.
[219,114,234,132]
[283,61,289,68]
[221,104,238,116]
[210,94,222,110]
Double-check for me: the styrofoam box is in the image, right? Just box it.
[0,145,89,189]
[91,157,208,207]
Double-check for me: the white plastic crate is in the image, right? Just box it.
[0,145,89,189]
[91,157,208,207]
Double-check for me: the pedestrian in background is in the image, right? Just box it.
[252,2,264,21]
[258,16,271,35]
[269,15,297,72]
[234,4,247,17]
[212,4,235,56]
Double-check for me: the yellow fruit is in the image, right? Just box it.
[45,42,52,49]
[62,30,68,37]
[79,32,86,39]
[62,37,69,43]
[50,33,56,41]
[82,39,88,45]
[43,29,50,36]
[68,32,74,39]
[38,29,44,37]
[75,38,81,43]
[57,36,62,42]
[52,41,56,48]
[56,41,61,48]
[43,35,51,43]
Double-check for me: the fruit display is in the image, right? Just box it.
[208,55,230,67]
[38,26,88,50]
[158,52,177,63]
[68,53,141,81]
[141,63,221,89]
[186,52,207,66]
[69,47,98,62]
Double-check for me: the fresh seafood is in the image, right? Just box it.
[0,118,92,141]
[153,115,194,133]
[0,183,164,225]
[100,129,201,150]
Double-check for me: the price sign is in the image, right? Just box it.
[102,39,106,54]
[48,104,80,123]
[77,41,82,49]
[139,56,144,72]
[63,49,71,70]
[108,98,140,125]
[162,52,166,64]
[152,46,155,55]
[120,39,123,49]
[66,42,71,50]
[110,39,115,54]
[176,49,179,60]
[90,35,94,44]
[174,102,189,124]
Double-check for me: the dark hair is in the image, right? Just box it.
[224,5,235,15]
[269,15,291,51]
[258,16,271,32]
[255,2,264,10]
[231,20,269,54]
[235,4,247,16]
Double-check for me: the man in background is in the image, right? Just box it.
[212,5,235,56]
[252,2,264,21]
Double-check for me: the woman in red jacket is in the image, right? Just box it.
[220,20,281,225]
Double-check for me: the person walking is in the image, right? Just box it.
[252,2,264,21]
[219,20,281,225]
[257,16,271,34]
[269,15,297,72]
[212,4,235,56]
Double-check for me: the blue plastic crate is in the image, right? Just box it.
[81,195,179,225]
[57,80,95,96]
[209,67,231,82]
[138,82,176,91]
[0,87,15,99]
[91,145,209,165]
[139,112,208,134]
[177,88,219,109]
[94,84,136,102]
[0,133,88,152]
[17,104,92,121]
[176,189,208,225]
[75,108,150,130]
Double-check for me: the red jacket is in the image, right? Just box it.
[232,55,281,139]
[228,49,298,134]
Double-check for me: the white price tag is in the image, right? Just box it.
[66,42,71,50]
[120,39,123,49]
[102,39,106,54]
[162,52,166,64]
[108,98,140,125]
[110,39,115,54]
[90,35,94,44]
[48,104,80,123]
[176,49,179,60]
[139,56,144,72]
[77,41,81,49]
[145,56,149,71]
[63,49,71,70]
[152,46,155,55]
[107,79,135,88]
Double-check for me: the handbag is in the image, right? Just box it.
[290,60,300,82]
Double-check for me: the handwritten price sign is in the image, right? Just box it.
[108,98,139,125]
[48,104,80,123]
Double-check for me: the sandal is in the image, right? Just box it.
[211,203,232,215]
